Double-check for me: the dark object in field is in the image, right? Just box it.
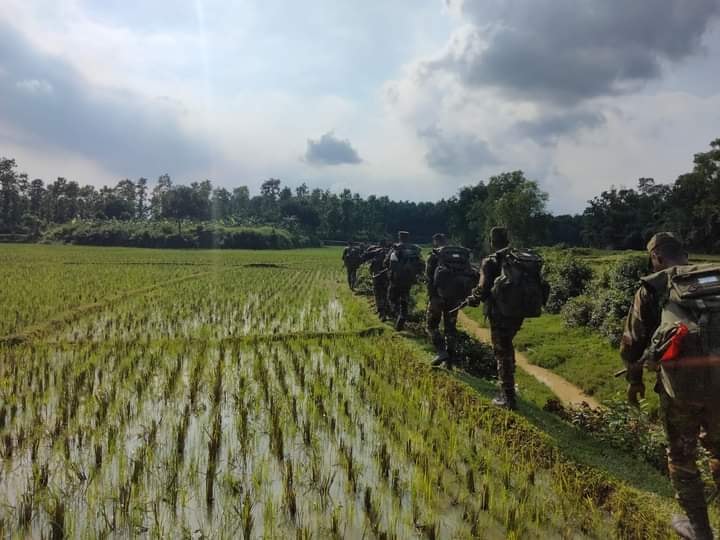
[243,263,286,269]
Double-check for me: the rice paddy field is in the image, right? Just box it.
[0,245,676,538]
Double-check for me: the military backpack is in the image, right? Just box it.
[641,264,720,400]
[491,248,548,319]
[433,246,479,302]
[344,245,363,268]
[389,244,424,285]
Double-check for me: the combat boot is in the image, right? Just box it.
[672,513,713,540]
[491,387,517,411]
[431,350,449,367]
[395,316,406,331]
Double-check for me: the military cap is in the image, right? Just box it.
[398,231,410,241]
[646,232,682,253]
[432,233,447,242]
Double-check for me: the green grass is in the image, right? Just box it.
[462,309,660,410]
[452,369,672,497]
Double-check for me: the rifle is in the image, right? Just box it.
[448,300,469,314]
[372,268,389,279]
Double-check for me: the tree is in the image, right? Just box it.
[0,158,28,232]
[486,171,548,246]
[136,178,149,219]
[151,174,172,218]
[211,187,232,220]
[161,185,200,233]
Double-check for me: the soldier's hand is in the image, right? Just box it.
[627,382,645,406]
[466,296,480,308]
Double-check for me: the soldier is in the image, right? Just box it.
[621,232,720,540]
[385,231,424,331]
[341,241,362,290]
[361,239,391,320]
[427,233,475,368]
[466,227,523,410]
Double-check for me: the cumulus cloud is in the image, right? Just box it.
[440,0,720,104]
[515,109,606,146]
[384,0,720,183]
[304,131,362,166]
[418,125,496,176]
[0,21,212,179]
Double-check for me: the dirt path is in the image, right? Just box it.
[458,312,601,410]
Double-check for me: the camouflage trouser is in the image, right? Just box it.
[489,320,522,393]
[372,274,389,317]
[387,282,411,319]
[426,295,459,356]
[345,265,358,290]
[660,389,720,521]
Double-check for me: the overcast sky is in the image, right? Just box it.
[1,0,719,213]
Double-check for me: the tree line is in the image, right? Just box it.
[1,138,718,251]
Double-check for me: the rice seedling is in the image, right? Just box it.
[0,245,680,538]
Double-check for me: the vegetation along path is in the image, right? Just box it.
[458,311,601,409]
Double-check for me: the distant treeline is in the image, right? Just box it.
[1,138,718,251]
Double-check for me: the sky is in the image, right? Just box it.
[1,0,719,213]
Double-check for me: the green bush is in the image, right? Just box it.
[43,221,319,250]
[560,294,594,327]
[558,254,649,345]
[544,254,594,313]
[545,399,667,474]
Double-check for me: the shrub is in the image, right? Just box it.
[587,256,649,344]
[454,331,497,379]
[544,254,594,313]
[43,221,319,250]
[559,255,649,345]
[560,295,594,328]
[545,399,667,474]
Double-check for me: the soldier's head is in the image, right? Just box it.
[647,232,688,271]
[346,240,353,247]
[489,227,509,251]
[432,233,448,248]
[398,231,410,243]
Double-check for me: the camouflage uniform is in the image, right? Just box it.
[362,245,390,319]
[621,232,718,538]
[426,248,460,361]
[469,251,523,406]
[342,245,360,290]
[386,242,413,321]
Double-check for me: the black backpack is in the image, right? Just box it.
[389,244,424,284]
[433,246,479,301]
[345,245,363,268]
[491,248,548,318]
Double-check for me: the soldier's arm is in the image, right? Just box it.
[468,257,496,304]
[426,254,437,288]
[619,285,658,383]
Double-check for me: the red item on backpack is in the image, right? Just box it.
[660,323,689,363]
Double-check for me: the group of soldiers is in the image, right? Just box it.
[344,229,720,540]
[343,226,540,411]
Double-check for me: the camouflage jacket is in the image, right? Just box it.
[469,251,503,317]
[362,246,389,275]
[619,283,661,384]
[425,248,440,296]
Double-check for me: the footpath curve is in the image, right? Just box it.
[458,312,601,410]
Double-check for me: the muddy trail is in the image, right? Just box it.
[458,312,601,410]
